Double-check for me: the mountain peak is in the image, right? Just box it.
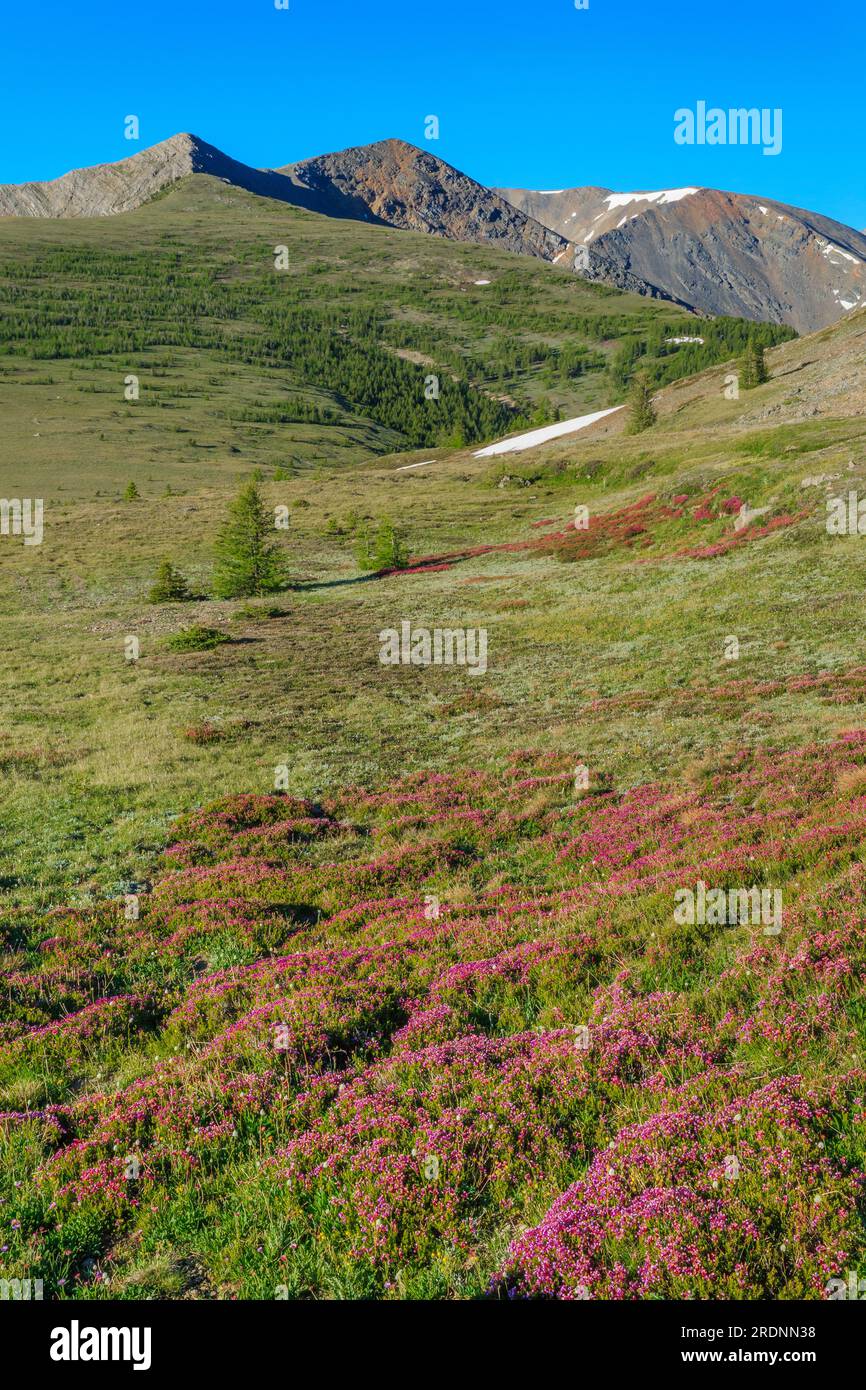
[500,183,866,332]
[0,131,238,218]
[273,138,580,261]
[151,132,241,174]
[158,131,209,156]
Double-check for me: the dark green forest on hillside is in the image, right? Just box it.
[0,181,795,456]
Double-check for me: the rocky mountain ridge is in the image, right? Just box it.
[3,133,864,331]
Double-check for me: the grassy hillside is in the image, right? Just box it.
[0,188,864,1300]
[0,174,792,499]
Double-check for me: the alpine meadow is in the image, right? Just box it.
[1,0,866,1348]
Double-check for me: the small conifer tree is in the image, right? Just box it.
[355,518,408,571]
[212,482,286,598]
[148,560,191,604]
[741,339,768,389]
[372,519,408,571]
[625,370,657,434]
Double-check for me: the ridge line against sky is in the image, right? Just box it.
[2,0,863,229]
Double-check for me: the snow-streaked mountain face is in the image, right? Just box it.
[497,185,866,333]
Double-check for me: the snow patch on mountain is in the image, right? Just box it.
[817,238,861,266]
[603,188,699,210]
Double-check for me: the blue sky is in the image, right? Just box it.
[3,0,863,228]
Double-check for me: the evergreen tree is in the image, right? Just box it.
[355,518,408,572]
[212,483,286,598]
[529,397,553,428]
[442,422,466,449]
[123,480,139,501]
[741,339,768,389]
[372,519,408,571]
[148,559,191,604]
[354,523,373,572]
[625,370,657,434]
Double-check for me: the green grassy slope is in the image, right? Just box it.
[0,248,860,911]
[0,174,792,500]
[1,191,865,1302]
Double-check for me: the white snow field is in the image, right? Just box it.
[603,188,699,210]
[472,406,624,458]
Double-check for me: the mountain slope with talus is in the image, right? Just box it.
[497,184,866,333]
[407,302,863,494]
[275,138,579,265]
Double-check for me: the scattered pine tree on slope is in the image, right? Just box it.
[355,518,409,572]
[213,482,287,598]
[741,338,769,389]
[625,370,657,434]
[372,519,409,571]
[148,559,191,604]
